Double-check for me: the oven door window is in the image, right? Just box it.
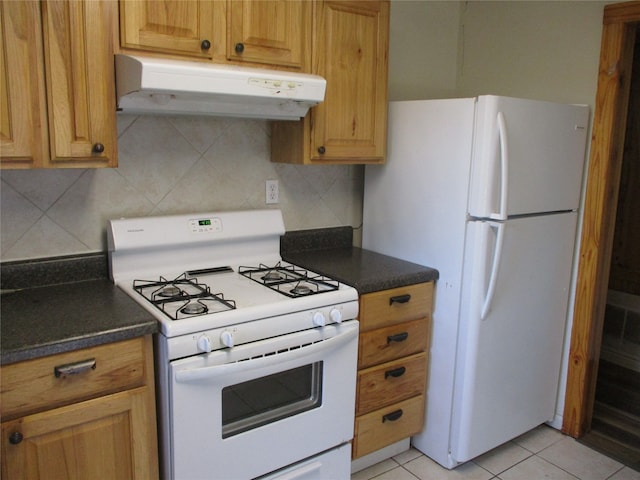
[222,362,323,438]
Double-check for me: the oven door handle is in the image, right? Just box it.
[174,327,358,383]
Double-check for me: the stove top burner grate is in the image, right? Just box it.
[239,262,339,298]
[133,273,236,320]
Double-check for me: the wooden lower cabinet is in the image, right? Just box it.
[352,282,433,459]
[0,337,158,479]
[356,352,427,415]
[353,395,426,458]
[1,387,154,479]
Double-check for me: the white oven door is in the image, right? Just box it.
[169,321,358,480]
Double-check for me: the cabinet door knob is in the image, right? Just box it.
[235,42,245,54]
[92,143,105,154]
[9,431,23,445]
[317,146,326,154]
[201,39,211,50]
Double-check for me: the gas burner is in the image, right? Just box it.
[133,273,236,320]
[180,301,208,315]
[262,271,285,282]
[240,262,307,285]
[158,285,183,298]
[290,284,312,296]
[240,263,340,298]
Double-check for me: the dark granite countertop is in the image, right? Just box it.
[0,226,437,364]
[281,227,439,294]
[1,254,157,365]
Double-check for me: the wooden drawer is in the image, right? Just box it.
[358,317,429,369]
[353,395,426,459]
[0,337,147,420]
[359,282,433,332]
[356,352,426,415]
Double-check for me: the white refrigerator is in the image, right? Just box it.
[362,96,589,468]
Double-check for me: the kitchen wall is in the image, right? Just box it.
[387,1,608,106]
[0,116,364,261]
[0,1,610,262]
[456,1,605,104]
[387,1,462,100]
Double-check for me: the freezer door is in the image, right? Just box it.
[450,212,578,463]
[468,96,589,218]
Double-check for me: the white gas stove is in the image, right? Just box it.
[108,209,359,480]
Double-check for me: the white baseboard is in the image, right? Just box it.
[350,439,410,474]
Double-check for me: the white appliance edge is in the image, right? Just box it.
[108,209,360,479]
[362,96,589,468]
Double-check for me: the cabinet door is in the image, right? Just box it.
[120,0,218,60]
[0,1,48,168]
[41,0,117,167]
[311,0,389,162]
[1,387,158,480]
[227,0,310,70]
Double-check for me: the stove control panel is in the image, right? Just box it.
[189,217,222,234]
[164,300,359,360]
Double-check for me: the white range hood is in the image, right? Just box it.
[115,55,326,121]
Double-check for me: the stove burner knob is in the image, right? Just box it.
[220,331,234,348]
[197,334,212,353]
[312,311,326,327]
[330,308,343,324]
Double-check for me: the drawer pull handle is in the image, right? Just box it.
[382,409,403,423]
[54,358,96,378]
[387,332,409,344]
[385,366,406,379]
[389,294,411,305]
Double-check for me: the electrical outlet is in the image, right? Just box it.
[266,180,279,204]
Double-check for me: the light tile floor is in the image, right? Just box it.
[352,425,640,480]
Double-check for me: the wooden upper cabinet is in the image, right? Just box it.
[312,0,389,162]
[0,0,117,169]
[119,0,309,70]
[227,0,310,70]
[271,0,389,165]
[0,1,48,168]
[42,0,117,167]
[119,0,222,60]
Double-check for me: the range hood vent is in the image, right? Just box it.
[115,55,326,121]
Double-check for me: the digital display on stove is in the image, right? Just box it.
[189,217,222,233]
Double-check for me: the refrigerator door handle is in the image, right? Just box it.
[489,112,509,221]
[480,221,506,320]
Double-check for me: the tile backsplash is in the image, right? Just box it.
[0,115,364,261]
